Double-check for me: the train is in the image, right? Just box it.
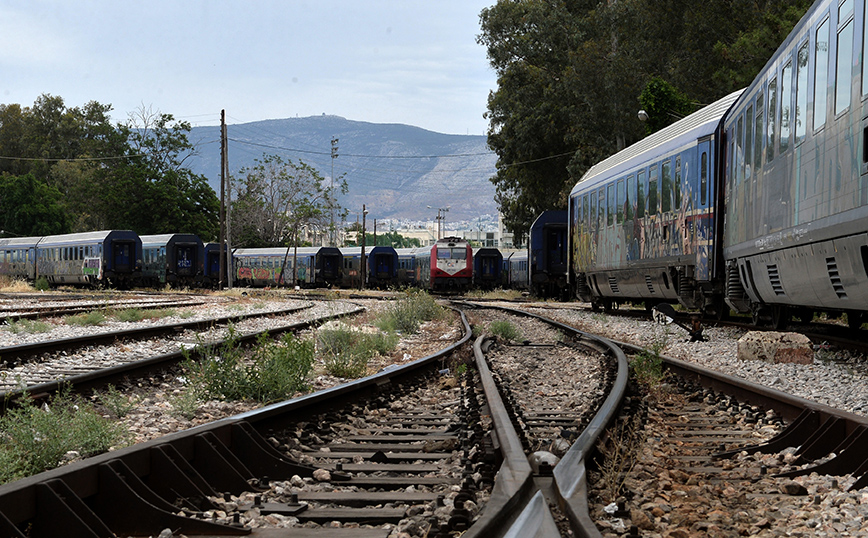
[567,0,868,329]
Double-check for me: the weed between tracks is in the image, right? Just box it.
[0,386,129,485]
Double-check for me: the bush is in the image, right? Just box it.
[318,327,398,378]
[489,320,522,342]
[0,387,129,484]
[182,329,315,403]
[376,290,445,334]
[631,336,667,388]
[3,318,51,334]
[34,277,50,291]
[98,384,136,418]
[65,311,106,326]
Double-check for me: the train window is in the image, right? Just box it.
[836,19,854,115]
[767,78,777,162]
[815,18,830,127]
[637,169,646,218]
[582,194,589,228]
[607,183,615,226]
[590,194,597,230]
[701,152,709,206]
[451,248,467,259]
[626,175,635,221]
[795,39,809,143]
[864,0,868,97]
[736,115,745,186]
[674,156,682,210]
[661,160,672,213]
[598,189,605,228]
[745,108,755,185]
[780,59,792,152]
[754,94,764,173]
[616,180,624,224]
[649,166,659,216]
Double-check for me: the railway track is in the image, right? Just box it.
[0,301,362,410]
[3,298,868,536]
[0,292,211,321]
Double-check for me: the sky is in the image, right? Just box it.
[0,1,498,135]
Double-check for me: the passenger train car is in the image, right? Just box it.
[140,234,204,287]
[473,247,503,290]
[415,236,473,292]
[338,246,400,289]
[395,248,419,287]
[568,0,868,329]
[503,251,529,290]
[570,90,742,315]
[233,246,342,288]
[721,0,868,328]
[528,210,569,299]
[203,242,229,287]
[0,230,142,288]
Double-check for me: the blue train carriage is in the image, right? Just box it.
[0,236,41,282]
[528,210,569,299]
[721,0,868,329]
[367,245,399,289]
[140,234,205,288]
[35,230,142,288]
[569,90,743,314]
[395,247,418,287]
[505,251,529,290]
[473,247,503,290]
[203,242,230,287]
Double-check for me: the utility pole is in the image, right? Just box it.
[360,205,368,290]
[219,110,226,290]
[330,137,339,246]
[223,116,233,289]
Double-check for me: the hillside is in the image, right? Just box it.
[186,115,498,223]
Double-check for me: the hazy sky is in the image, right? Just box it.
[1,1,498,135]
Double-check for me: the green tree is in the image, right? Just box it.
[638,77,695,135]
[231,154,346,248]
[0,174,70,236]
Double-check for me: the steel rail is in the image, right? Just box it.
[454,301,630,538]
[0,306,473,537]
[0,303,313,363]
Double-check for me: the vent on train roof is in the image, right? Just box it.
[608,277,620,294]
[767,264,785,296]
[645,275,655,294]
[827,257,847,299]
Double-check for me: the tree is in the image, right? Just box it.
[638,77,695,135]
[0,174,70,236]
[231,154,346,248]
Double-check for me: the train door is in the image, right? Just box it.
[175,244,196,276]
[113,242,132,272]
[695,139,712,281]
[545,225,568,274]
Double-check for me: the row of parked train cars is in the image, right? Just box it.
[0,228,559,294]
[6,0,868,328]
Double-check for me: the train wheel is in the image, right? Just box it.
[848,311,865,330]
[591,300,603,313]
[771,305,790,331]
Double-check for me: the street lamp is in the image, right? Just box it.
[360,205,369,290]
[426,206,450,240]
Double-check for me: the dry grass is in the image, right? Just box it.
[0,277,35,293]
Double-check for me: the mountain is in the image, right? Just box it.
[186,115,498,223]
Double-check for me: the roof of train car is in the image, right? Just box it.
[37,230,140,247]
[530,210,568,229]
[233,247,323,257]
[140,234,203,246]
[0,236,42,248]
[571,89,744,194]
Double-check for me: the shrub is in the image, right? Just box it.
[376,290,445,334]
[34,277,50,291]
[182,329,315,403]
[318,327,398,378]
[98,384,136,418]
[489,320,522,342]
[0,387,129,484]
[4,318,51,334]
[65,311,107,326]
[631,335,667,388]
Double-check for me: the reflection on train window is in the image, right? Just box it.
[598,189,605,228]
[780,59,792,152]
[625,175,634,221]
[836,0,854,115]
[637,170,646,218]
[795,40,809,143]
[674,156,682,210]
[607,183,615,226]
[616,180,624,224]
[649,166,659,216]
[816,18,830,127]
[754,94,764,174]
[744,107,753,182]
[661,160,672,213]
[701,152,708,206]
[590,192,597,230]
[767,77,777,162]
